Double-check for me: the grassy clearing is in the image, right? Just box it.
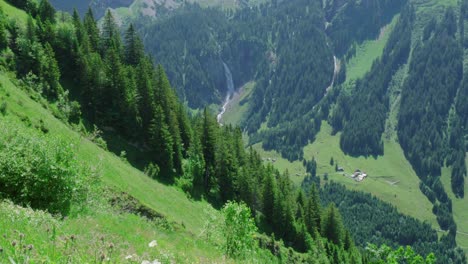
[251,143,306,186]
[302,122,438,228]
[221,81,255,126]
[440,160,468,254]
[345,15,398,81]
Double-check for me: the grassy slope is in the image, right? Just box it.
[441,158,468,253]
[221,81,255,126]
[302,122,437,227]
[346,15,398,81]
[0,71,225,261]
[0,0,28,22]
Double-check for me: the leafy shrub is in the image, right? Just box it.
[222,201,258,259]
[0,121,91,215]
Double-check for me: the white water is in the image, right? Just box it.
[325,55,339,94]
[217,62,235,123]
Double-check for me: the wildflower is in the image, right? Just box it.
[19,233,24,239]
[70,235,76,241]
[148,240,157,248]
[0,247,3,253]
[109,243,114,249]
[27,244,34,251]
[125,255,132,260]
[100,252,106,261]
[11,240,17,247]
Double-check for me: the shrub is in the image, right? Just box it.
[222,201,258,259]
[0,121,91,215]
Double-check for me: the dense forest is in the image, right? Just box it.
[304,179,467,264]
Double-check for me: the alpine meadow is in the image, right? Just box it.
[0,0,467,263]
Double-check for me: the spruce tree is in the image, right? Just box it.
[200,107,217,192]
[83,8,100,52]
[305,183,321,235]
[322,203,344,246]
[100,10,121,55]
[124,24,144,66]
[149,105,174,179]
[38,0,55,23]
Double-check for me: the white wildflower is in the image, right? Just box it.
[125,255,133,260]
[148,240,158,248]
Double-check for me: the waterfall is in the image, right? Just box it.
[325,55,339,95]
[217,62,235,123]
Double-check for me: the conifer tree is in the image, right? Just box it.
[149,105,174,179]
[124,24,144,66]
[200,107,217,192]
[101,10,121,55]
[38,0,55,23]
[262,171,277,227]
[83,8,100,52]
[322,203,344,246]
[305,183,321,235]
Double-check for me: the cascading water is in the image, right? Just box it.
[217,62,235,123]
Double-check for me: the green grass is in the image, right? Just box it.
[251,143,307,186]
[440,158,468,254]
[345,15,398,81]
[221,81,255,126]
[302,122,438,228]
[0,0,28,23]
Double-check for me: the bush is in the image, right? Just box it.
[222,201,258,259]
[0,121,91,215]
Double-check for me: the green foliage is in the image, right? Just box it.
[38,0,55,23]
[366,244,436,264]
[222,201,258,259]
[0,120,93,215]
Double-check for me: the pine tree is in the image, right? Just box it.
[305,183,321,235]
[322,203,344,246]
[38,0,55,23]
[149,105,174,179]
[177,103,193,157]
[155,65,183,174]
[136,58,155,141]
[216,134,236,203]
[200,108,217,192]
[83,8,100,52]
[41,43,62,98]
[100,10,121,55]
[124,24,144,66]
[262,172,277,227]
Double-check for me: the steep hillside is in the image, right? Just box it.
[118,0,468,252]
